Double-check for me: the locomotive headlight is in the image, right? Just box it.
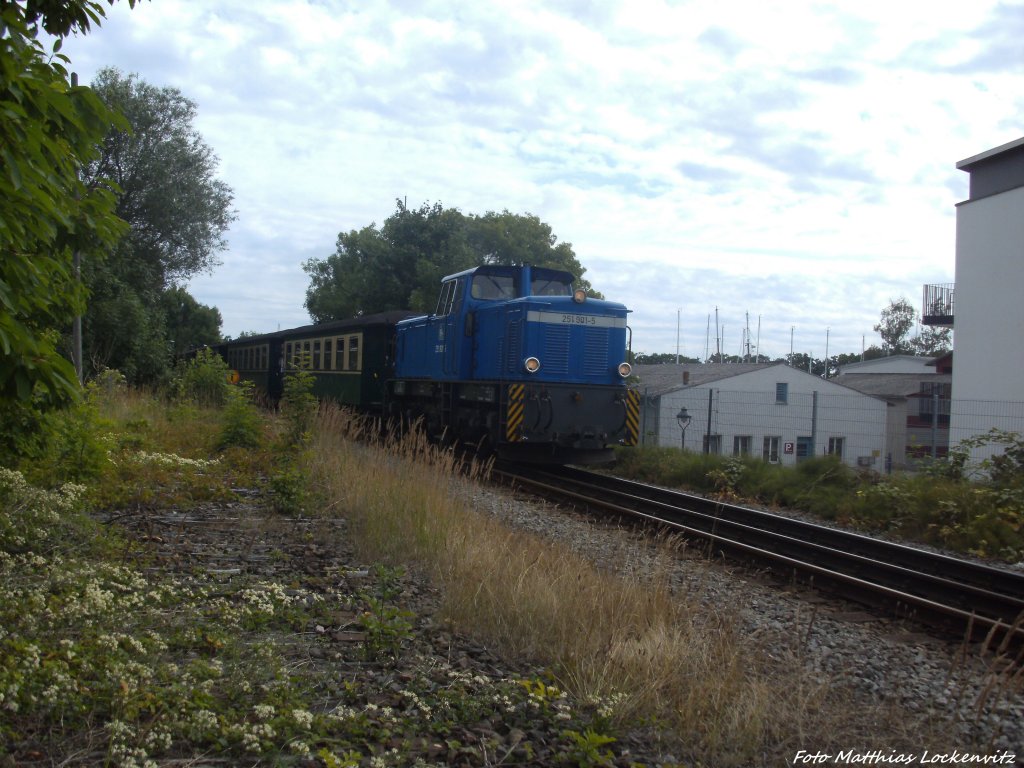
[573,289,587,304]
[617,362,632,378]
[524,356,541,373]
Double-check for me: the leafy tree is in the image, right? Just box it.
[874,298,917,354]
[0,1,130,412]
[81,255,168,382]
[873,297,951,357]
[784,352,828,377]
[911,325,952,357]
[832,349,886,370]
[632,352,701,364]
[304,200,598,322]
[86,68,235,282]
[78,68,234,380]
[468,210,598,296]
[161,286,222,357]
[386,201,477,312]
[306,223,407,322]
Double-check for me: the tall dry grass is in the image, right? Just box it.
[310,405,933,764]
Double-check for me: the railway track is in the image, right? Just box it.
[494,463,1024,653]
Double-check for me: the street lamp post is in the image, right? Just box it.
[676,407,692,451]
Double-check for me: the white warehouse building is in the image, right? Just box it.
[633,363,889,471]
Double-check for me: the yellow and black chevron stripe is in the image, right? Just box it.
[506,384,525,442]
[624,388,640,446]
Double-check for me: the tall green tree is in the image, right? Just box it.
[79,68,234,380]
[911,325,952,357]
[0,0,131,408]
[874,298,917,354]
[304,200,597,322]
[469,210,597,296]
[161,286,222,356]
[873,297,951,357]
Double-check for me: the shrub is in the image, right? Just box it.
[173,348,231,407]
[218,381,263,450]
[280,364,318,449]
[612,446,1024,560]
[15,381,117,486]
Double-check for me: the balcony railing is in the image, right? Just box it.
[922,283,954,327]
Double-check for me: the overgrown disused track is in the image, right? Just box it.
[494,463,1024,655]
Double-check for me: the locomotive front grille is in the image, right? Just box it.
[543,326,570,374]
[504,319,522,374]
[583,328,609,377]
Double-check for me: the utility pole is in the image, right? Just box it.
[676,309,680,364]
[824,327,830,378]
[71,71,83,384]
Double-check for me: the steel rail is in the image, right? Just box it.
[558,467,1024,595]
[493,465,1024,651]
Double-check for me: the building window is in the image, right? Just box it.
[763,436,780,463]
[703,434,722,455]
[775,382,788,404]
[827,437,845,458]
[733,435,751,456]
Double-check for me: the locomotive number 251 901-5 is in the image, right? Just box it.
[561,314,597,326]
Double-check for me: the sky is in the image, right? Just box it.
[57,0,1024,360]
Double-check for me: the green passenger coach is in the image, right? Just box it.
[213,311,416,409]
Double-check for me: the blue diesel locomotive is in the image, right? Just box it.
[215,263,639,464]
[389,264,640,464]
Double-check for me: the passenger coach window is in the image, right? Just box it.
[324,339,333,370]
[335,338,345,370]
[348,336,360,371]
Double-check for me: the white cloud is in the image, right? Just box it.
[57,0,1020,356]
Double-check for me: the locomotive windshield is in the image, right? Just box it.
[530,273,572,296]
[471,272,516,301]
[468,266,574,301]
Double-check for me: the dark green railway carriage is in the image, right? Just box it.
[215,311,415,410]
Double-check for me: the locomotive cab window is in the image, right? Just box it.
[434,279,463,316]
[471,272,515,301]
[530,271,572,296]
